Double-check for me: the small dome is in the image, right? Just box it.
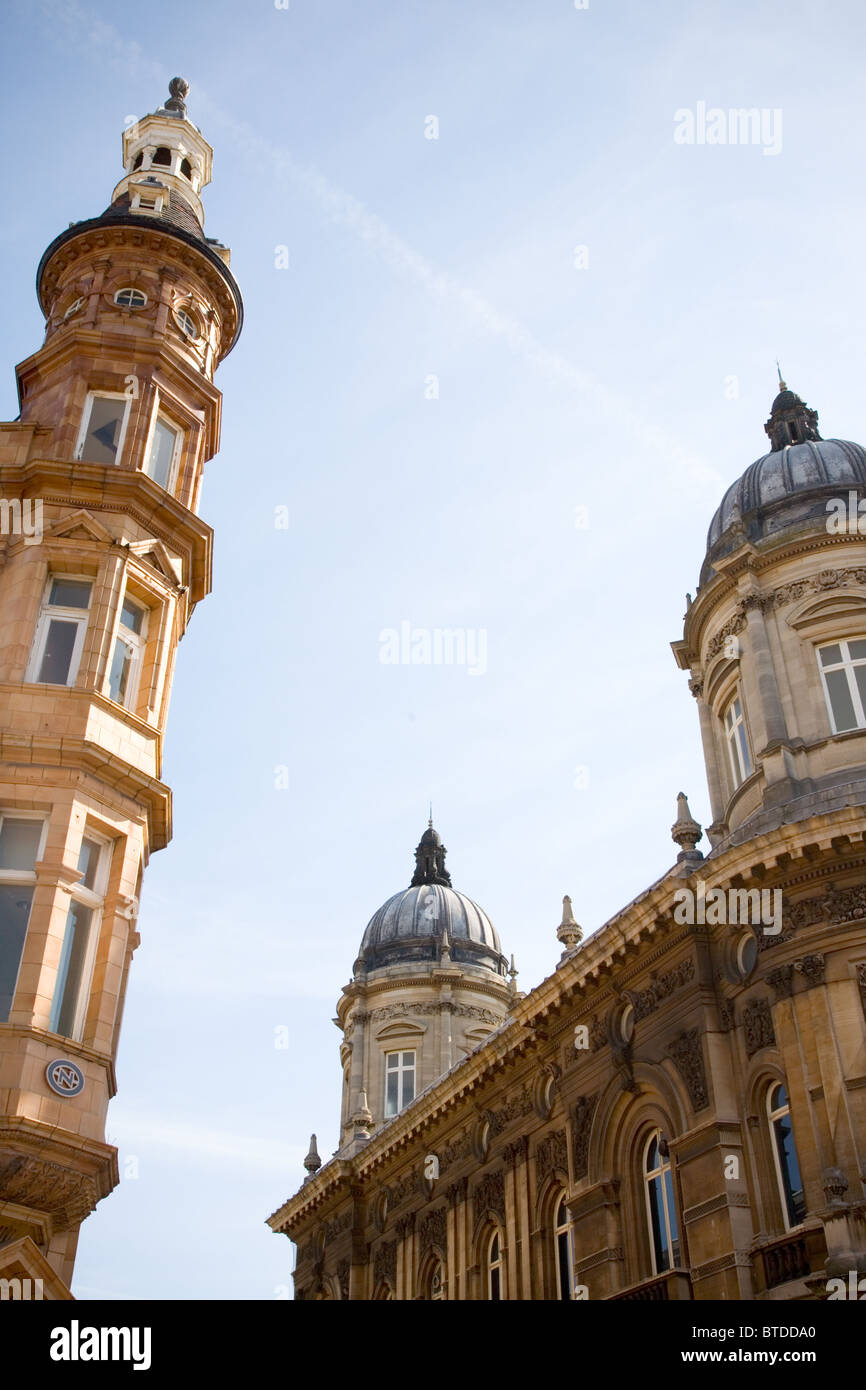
[358,882,505,973]
[701,384,866,586]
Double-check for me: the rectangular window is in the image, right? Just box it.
[50,834,109,1040]
[76,392,131,466]
[0,814,46,1023]
[107,594,148,708]
[144,417,180,490]
[27,577,92,686]
[384,1050,416,1117]
[724,692,752,787]
[818,638,866,733]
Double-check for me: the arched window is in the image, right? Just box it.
[485,1229,503,1301]
[114,287,147,310]
[151,146,172,167]
[132,152,143,170]
[768,1083,806,1229]
[554,1195,573,1300]
[644,1131,680,1275]
[723,691,752,786]
[180,157,192,179]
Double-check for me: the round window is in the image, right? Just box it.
[175,307,200,340]
[735,931,758,979]
[114,287,147,309]
[63,297,84,321]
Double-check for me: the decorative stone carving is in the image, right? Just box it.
[0,1155,98,1231]
[705,612,748,662]
[486,1082,535,1136]
[535,1130,567,1186]
[323,1210,352,1243]
[786,884,866,931]
[667,1028,709,1111]
[767,964,795,1000]
[718,999,736,1032]
[571,1093,599,1180]
[625,958,696,1022]
[473,1170,506,1226]
[336,1257,349,1301]
[418,1205,447,1256]
[438,1129,472,1174]
[857,964,866,1020]
[388,1168,423,1209]
[395,1213,416,1240]
[367,1001,502,1026]
[373,1239,396,1288]
[503,1135,529,1167]
[795,954,826,987]
[589,1015,607,1052]
[822,1167,849,1207]
[743,997,775,1057]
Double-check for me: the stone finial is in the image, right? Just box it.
[303,1133,322,1181]
[440,926,452,965]
[671,792,703,862]
[507,954,519,996]
[822,1166,849,1207]
[557,895,583,959]
[351,1091,373,1142]
[164,76,190,116]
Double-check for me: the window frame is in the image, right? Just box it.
[486,1228,503,1301]
[74,390,133,467]
[816,637,866,734]
[723,689,753,788]
[767,1082,806,1231]
[113,287,148,310]
[554,1194,574,1300]
[384,1049,416,1117]
[106,592,149,710]
[174,306,200,341]
[49,831,111,1041]
[142,405,183,491]
[0,812,49,1023]
[644,1130,681,1277]
[26,575,93,687]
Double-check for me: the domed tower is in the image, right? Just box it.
[0,79,241,1294]
[336,823,512,1151]
[673,380,866,848]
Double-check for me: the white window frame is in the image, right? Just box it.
[767,1083,805,1232]
[142,402,182,491]
[75,390,132,466]
[384,1049,415,1117]
[174,306,200,341]
[49,831,111,1041]
[817,638,866,734]
[63,296,84,321]
[26,576,93,687]
[113,287,148,309]
[0,813,49,1020]
[644,1131,680,1277]
[723,690,752,787]
[106,592,149,709]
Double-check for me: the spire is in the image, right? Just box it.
[303,1134,321,1182]
[410,820,452,887]
[671,791,703,864]
[556,895,583,959]
[764,378,821,452]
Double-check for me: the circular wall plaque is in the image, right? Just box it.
[45,1059,85,1097]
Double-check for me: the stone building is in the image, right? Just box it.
[0,80,241,1298]
[268,384,866,1300]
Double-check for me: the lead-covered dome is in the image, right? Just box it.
[701,383,866,586]
[355,822,507,975]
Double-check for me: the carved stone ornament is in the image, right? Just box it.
[743,997,776,1058]
[535,1130,568,1187]
[623,958,696,1022]
[666,1028,709,1111]
[571,1093,599,1181]
[503,1135,529,1168]
[766,964,795,1000]
[418,1205,447,1257]
[373,1240,397,1289]
[473,1170,506,1226]
[794,953,826,987]
[336,1258,349,1301]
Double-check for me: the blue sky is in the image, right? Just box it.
[2,0,865,1299]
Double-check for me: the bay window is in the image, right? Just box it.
[76,391,131,466]
[27,577,92,686]
[108,594,148,708]
[50,833,110,1039]
[0,814,46,1022]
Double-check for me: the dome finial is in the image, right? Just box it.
[411,818,452,887]
[164,76,190,116]
[776,359,787,392]
[765,377,821,452]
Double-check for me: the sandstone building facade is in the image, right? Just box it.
[269,385,866,1300]
[0,80,241,1298]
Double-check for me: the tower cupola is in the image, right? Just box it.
[111,77,213,231]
